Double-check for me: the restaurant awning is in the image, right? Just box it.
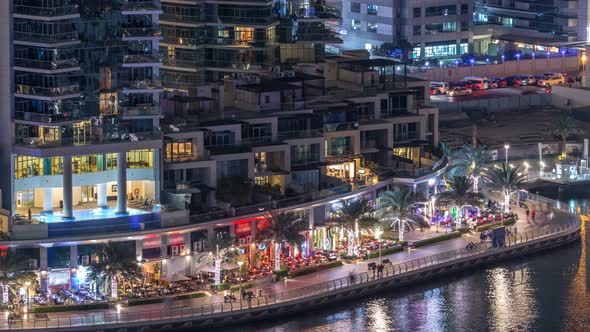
[220,262,239,270]
[195,264,217,273]
[162,273,191,282]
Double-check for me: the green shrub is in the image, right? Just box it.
[457,226,470,234]
[273,269,289,278]
[364,246,404,260]
[127,297,167,306]
[230,283,254,292]
[33,303,109,313]
[289,261,343,278]
[340,254,359,260]
[412,231,462,248]
[476,218,516,232]
[211,283,230,291]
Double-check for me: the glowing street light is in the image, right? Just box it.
[504,144,510,164]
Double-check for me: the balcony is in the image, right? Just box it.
[119,79,163,93]
[14,58,80,73]
[15,111,81,124]
[161,36,203,47]
[16,130,162,149]
[121,27,162,40]
[160,13,204,25]
[207,144,252,155]
[279,129,323,140]
[294,5,341,21]
[13,31,79,46]
[119,105,161,117]
[122,54,162,66]
[14,4,80,18]
[162,58,201,70]
[121,0,161,12]
[15,84,80,100]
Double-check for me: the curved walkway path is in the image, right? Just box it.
[0,193,579,331]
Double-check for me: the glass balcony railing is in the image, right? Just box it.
[14,4,80,17]
[122,54,162,64]
[118,105,161,116]
[13,31,79,44]
[14,58,80,71]
[16,130,162,148]
[119,80,162,90]
[15,84,80,97]
[160,13,204,24]
[162,58,202,69]
[121,27,161,39]
[15,111,81,124]
[121,0,160,11]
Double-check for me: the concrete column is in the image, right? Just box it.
[584,138,589,160]
[229,223,236,238]
[96,183,107,208]
[42,188,53,213]
[153,149,161,202]
[135,240,143,262]
[182,232,192,275]
[585,46,590,88]
[250,220,257,241]
[39,247,48,293]
[160,235,169,279]
[62,155,74,219]
[116,152,127,214]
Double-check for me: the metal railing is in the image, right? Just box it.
[4,196,580,330]
[14,4,80,17]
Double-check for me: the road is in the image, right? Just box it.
[431,86,550,103]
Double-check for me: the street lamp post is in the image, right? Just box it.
[532,52,536,73]
[374,228,383,264]
[470,58,475,75]
[503,144,511,222]
[425,61,430,80]
[561,50,566,73]
[516,54,521,73]
[547,52,551,71]
[455,60,460,78]
[440,62,444,81]
[237,261,244,297]
[501,55,506,75]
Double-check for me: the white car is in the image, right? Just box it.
[537,74,565,87]
[447,87,472,97]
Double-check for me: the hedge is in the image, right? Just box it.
[476,218,516,232]
[412,231,462,248]
[230,283,254,292]
[364,246,404,260]
[128,292,207,306]
[33,302,109,313]
[289,261,343,278]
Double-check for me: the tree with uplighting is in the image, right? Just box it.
[87,242,142,299]
[448,144,489,193]
[378,187,429,242]
[256,211,306,271]
[436,176,484,227]
[484,163,527,213]
[328,199,378,257]
[0,255,36,306]
[545,115,584,158]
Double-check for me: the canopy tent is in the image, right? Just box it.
[220,262,240,270]
[162,273,191,283]
[195,264,217,273]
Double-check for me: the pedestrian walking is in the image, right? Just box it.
[531,210,536,221]
[514,226,517,235]
[525,208,530,220]
[480,232,485,243]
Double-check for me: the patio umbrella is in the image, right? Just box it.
[220,262,239,270]
[163,273,190,283]
[195,264,217,273]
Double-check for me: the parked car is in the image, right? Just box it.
[537,74,565,87]
[455,80,473,89]
[464,76,489,90]
[505,75,527,87]
[447,86,472,97]
[490,78,507,88]
[429,81,449,95]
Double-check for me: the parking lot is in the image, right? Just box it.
[430,86,550,103]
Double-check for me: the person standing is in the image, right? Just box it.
[525,208,530,220]
[531,210,536,221]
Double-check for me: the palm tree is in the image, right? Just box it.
[87,242,142,299]
[436,176,484,227]
[0,255,36,305]
[328,199,378,256]
[484,163,527,213]
[448,144,489,192]
[378,187,429,242]
[546,116,584,157]
[257,211,306,271]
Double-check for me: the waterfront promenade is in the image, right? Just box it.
[0,193,578,331]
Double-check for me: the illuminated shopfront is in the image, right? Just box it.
[326,161,356,181]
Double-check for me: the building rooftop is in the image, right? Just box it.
[237,80,302,93]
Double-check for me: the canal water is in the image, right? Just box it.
[228,184,590,332]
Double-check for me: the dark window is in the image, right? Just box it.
[413,8,421,18]
[351,2,361,13]
[425,5,457,17]
[413,25,421,36]
[461,4,469,14]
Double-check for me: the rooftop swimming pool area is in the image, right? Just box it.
[36,207,155,223]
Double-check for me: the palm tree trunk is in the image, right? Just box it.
[473,175,479,193]
[399,221,405,242]
[504,190,511,213]
[347,229,355,256]
[274,242,281,271]
[455,206,463,227]
[1,284,6,304]
[562,138,567,157]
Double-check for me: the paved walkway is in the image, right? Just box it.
[1,198,573,330]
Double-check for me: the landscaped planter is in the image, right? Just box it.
[412,231,462,248]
